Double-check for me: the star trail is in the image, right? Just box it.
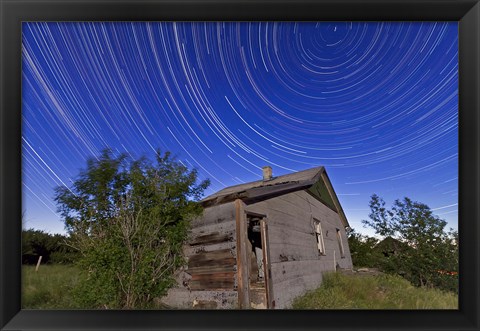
[22,22,458,235]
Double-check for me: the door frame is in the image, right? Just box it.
[235,199,273,309]
[259,215,274,308]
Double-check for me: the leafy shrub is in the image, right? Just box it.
[54,149,209,308]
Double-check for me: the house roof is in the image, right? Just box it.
[201,166,350,228]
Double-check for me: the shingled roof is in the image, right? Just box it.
[201,166,349,228]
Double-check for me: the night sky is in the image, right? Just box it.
[22,22,458,236]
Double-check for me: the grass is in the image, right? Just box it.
[24,265,458,310]
[22,264,85,309]
[22,264,169,309]
[292,272,458,309]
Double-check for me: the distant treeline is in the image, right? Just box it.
[347,195,458,294]
[22,229,79,264]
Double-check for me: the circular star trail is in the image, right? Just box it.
[22,22,458,234]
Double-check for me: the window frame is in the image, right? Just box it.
[336,228,345,258]
[313,219,326,256]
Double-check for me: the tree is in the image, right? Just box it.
[362,194,458,293]
[22,229,57,264]
[346,228,381,268]
[22,229,78,264]
[54,149,210,308]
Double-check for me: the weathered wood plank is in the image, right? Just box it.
[188,249,235,267]
[189,232,233,246]
[189,219,236,236]
[189,272,236,290]
[184,241,236,257]
[191,272,235,281]
[191,202,235,227]
[186,264,236,275]
[189,281,235,290]
[187,257,236,272]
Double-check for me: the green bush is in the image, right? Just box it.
[347,228,382,268]
[54,149,209,309]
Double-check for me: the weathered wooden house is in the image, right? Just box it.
[161,166,353,309]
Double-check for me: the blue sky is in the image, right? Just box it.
[22,22,458,236]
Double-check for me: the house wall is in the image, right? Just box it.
[245,190,353,309]
[161,189,352,309]
[160,201,238,309]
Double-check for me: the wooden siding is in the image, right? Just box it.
[163,186,352,309]
[188,221,236,247]
[245,190,352,309]
[185,202,237,291]
[191,201,236,227]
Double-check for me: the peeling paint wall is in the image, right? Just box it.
[245,190,353,308]
[163,189,352,309]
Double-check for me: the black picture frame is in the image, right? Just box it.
[1,0,479,330]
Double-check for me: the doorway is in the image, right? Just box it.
[246,214,271,309]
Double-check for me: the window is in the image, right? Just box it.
[314,219,326,255]
[336,228,345,258]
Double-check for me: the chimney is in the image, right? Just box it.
[262,166,272,181]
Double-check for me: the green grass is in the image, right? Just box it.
[22,264,170,309]
[24,265,458,310]
[22,264,85,309]
[292,272,458,309]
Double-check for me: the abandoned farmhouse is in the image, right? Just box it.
[162,166,353,309]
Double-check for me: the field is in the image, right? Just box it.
[22,264,84,309]
[23,265,458,309]
[292,272,458,309]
